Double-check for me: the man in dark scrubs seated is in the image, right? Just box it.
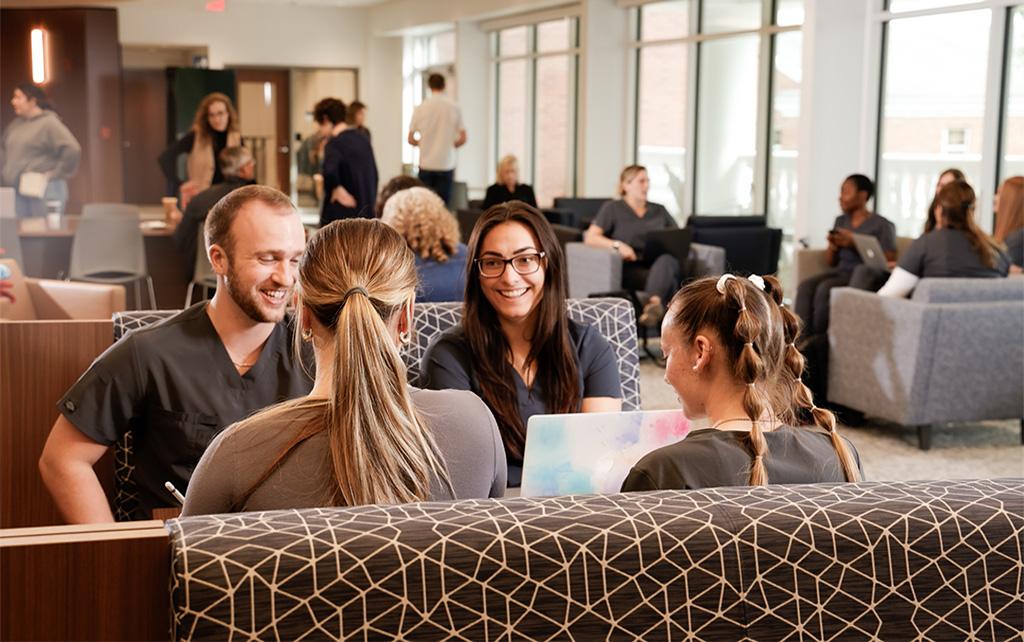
[38,185,313,523]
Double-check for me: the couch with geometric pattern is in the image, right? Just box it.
[166,479,1024,641]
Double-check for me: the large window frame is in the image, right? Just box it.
[870,0,1022,234]
[625,0,802,229]
[489,15,581,207]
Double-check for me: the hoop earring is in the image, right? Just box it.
[399,330,411,345]
[301,327,313,342]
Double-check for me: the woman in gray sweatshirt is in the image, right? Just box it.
[2,84,80,216]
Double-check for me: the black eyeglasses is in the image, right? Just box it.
[475,252,546,278]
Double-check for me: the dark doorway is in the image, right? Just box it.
[122,69,167,204]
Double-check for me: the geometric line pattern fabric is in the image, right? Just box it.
[167,479,1024,641]
[405,298,641,410]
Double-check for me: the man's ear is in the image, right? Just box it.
[208,243,229,277]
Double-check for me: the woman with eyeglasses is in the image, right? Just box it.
[423,202,623,486]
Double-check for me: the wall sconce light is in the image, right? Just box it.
[30,28,49,84]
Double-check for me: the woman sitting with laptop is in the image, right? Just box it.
[584,164,682,327]
[181,219,506,515]
[621,273,863,492]
[878,180,1010,298]
[423,202,622,486]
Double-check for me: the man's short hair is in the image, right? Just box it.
[205,185,295,255]
[427,74,445,91]
[218,146,254,177]
[845,174,875,201]
[313,98,346,126]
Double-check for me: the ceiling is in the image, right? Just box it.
[0,0,393,8]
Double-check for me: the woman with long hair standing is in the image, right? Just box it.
[622,274,862,491]
[158,92,241,206]
[879,180,1010,298]
[423,202,622,485]
[2,83,80,216]
[182,219,506,514]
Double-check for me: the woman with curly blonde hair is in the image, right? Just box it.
[381,186,468,302]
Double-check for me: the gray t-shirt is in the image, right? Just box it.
[592,199,677,252]
[621,425,863,492]
[181,387,507,516]
[834,212,897,272]
[897,228,1010,279]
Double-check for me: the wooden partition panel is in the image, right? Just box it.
[0,522,170,641]
[0,320,114,528]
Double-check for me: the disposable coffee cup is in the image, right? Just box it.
[161,196,178,222]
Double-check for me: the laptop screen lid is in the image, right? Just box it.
[642,228,692,266]
[851,233,889,270]
[520,409,690,497]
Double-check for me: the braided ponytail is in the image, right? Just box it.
[724,279,770,486]
[768,276,860,482]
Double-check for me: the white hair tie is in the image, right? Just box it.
[748,274,766,292]
[716,274,737,294]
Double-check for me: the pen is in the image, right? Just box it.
[164,481,186,505]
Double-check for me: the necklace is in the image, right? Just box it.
[710,417,754,431]
[232,361,255,369]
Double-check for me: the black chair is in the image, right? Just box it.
[687,215,782,275]
[456,208,483,244]
[552,197,611,230]
[550,223,583,253]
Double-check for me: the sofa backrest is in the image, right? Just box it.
[166,479,1024,641]
[911,276,1024,303]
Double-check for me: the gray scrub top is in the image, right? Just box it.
[58,302,313,519]
[592,199,677,252]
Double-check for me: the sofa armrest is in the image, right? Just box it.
[795,248,832,285]
[687,242,725,277]
[566,242,623,299]
[827,287,935,424]
[27,278,127,320]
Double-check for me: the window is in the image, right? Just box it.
[491,17,579,207]
[1003,5,1024,180]
[630,0,802,229]
[402,31,456,168]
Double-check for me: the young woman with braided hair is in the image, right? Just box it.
[182,219,506,515]
[621,274,862,491]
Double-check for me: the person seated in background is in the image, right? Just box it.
[171,146,256,279]
[381,186,468,302]
[584,164,681,327]
[483,155,537,209]
[346,100,371,141]
[621,274,862,492]
[38,186,312,523]
[158,92,241,208]
[315,97,378,224]
[423,202,622,486]
[878,180,1010,298]
[182,219,505,515]
[924,167,966,235]
[375,174,424,218]
[795,174,896,336]
[993,175,1023,271]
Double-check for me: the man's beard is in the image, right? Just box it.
[223,266,283,324]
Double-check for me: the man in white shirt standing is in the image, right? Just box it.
[407,73,467,207]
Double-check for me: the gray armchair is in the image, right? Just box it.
[566,242,726,299]
[828,278,1024,449]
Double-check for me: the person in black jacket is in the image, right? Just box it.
[483,155,537,209]
[171,146,255,279]
[315,98,378,225]
[158,93,241,206]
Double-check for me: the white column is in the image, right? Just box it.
[454,19,491,194]
[364,35,405,180]
[578,0,630,197]
[796,0,876,248]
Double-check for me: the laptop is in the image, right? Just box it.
[642,228,692,265]
[851,233,889,270]
[520,409,691,497]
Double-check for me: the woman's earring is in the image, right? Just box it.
[691,363,699,371]
[301,327,313,342]
[399,330,411,345]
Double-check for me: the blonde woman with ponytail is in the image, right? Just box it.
[621,274,862,491]
[182,219,506,515]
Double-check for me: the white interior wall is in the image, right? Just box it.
[453,20,491,191]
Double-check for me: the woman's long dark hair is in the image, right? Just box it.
[463,202,580,460]
[925,168,965,233]
[936,180,999,269]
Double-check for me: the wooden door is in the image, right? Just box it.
[232,68,291,194]
[121,69,168,204]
